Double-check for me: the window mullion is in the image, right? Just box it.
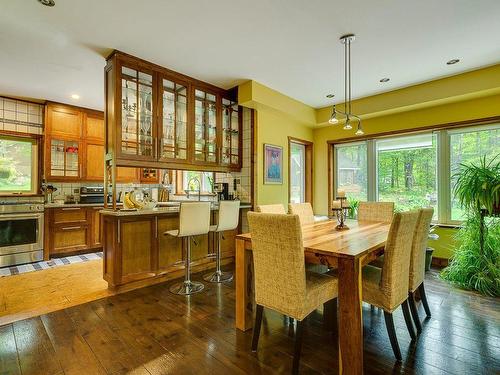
[437,130,450,224]
[367,139,377,201]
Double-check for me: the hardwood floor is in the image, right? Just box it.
[0,267,498,375]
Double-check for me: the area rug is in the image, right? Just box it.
[0,252,103,277]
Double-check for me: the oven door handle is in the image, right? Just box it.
[0,213,43,220]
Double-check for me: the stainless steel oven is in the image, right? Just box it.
[0,202,44,267]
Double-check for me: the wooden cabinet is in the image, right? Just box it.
[116,167,138,183]
[105,51,242,174]
[85,142,105,181]
[84,113,104,142]
[140,168,159,184]
[46,104,82,139]
[46,137,82,181]
[45,207,103,257]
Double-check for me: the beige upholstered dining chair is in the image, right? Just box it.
[256,204,286,214]
[247,212,338,374]
[288,202,315,225]
[370,208,434,334]
[362,210,419,361]
[357,201,395,222]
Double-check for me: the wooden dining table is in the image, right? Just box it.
[235,219,391,375]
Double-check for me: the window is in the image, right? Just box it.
[290,142,305,203]
[331,123,500,224]
[377,134,437,216]
[0,136,38,195]
[288,138,313,204]
[449,126,499,221]
[334,142,368,202]
[176,171,214,195]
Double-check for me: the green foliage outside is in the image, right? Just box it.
[0,138,32,191]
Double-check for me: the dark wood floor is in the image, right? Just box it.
[0,268,498,375]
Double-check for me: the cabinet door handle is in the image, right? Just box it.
[62,207,81,211]
[61,226,81,231]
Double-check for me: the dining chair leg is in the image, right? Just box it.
[408,291,422,334]
[292,319,305,375]
[383,311,402,361]
[419,283,431,317]
[252,305,264,352]
[401,299,416,340]
[323,298,337,332]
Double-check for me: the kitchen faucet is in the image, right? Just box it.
[186,176,201,201]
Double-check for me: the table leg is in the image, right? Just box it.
[235,238,253,331]
[338,257,363,375]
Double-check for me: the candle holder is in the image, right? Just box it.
[332,196,350,231]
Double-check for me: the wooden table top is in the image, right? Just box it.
[236,219,391,259]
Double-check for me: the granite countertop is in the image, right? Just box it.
[99,203,252,217]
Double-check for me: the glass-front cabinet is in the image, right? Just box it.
[160,78,188,161]
[120,66,155,159]
[105,51,241,173]
[47,138,81,179]
[221,98,241,167]
[194,89,218,164]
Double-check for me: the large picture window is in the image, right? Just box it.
[0,135,38,195]
[332,123,500,224]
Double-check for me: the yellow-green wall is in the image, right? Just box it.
[255,109,313,207]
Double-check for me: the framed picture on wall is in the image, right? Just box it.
[263,143,283,184]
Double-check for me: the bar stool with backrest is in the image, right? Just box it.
[288,202,315,225]
[248,212,338,374]
[357,201,395,222]
[370,208,434,334]
[204,200,240,283]
[362,210,420,361]
[164,202,211,295]
[256,204,286,214]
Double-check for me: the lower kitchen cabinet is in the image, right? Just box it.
[45,206,103,258]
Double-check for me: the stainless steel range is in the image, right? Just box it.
[0,201,44,267]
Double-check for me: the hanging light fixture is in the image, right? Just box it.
[329,34,363,135]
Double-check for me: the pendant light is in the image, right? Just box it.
[329,34,363,135]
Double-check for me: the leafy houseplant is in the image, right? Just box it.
[441,156,500,297]
[347,198,359,219]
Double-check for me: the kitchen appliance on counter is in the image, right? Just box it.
[79,186,110,204]
[214,182,229,201]
[0,200,44,267]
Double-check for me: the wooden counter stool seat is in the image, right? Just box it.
[248,212,338,374]
[362,210,419,361]
[164,202,211,295]
[204,200,240,283]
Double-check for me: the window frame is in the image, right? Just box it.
[175,170,215,196]
[0,133,40,196]
[288,137,313,205]
[328,120,500,225]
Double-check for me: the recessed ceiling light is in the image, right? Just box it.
[379,78,390,83]
[71,94,80,100]
[446,59,460,65]
[38,0,55,6]
[326,94,335,98]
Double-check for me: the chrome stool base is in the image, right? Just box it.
[203,270,233,283]
[169,280,205,295]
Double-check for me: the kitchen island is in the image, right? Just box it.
[100,204,251,289]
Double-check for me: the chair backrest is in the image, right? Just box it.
[409,208,434,292]
[247,212,306,317]
[216,200,240,232]
[288,202,315,225]
[380,210,419,309]
[178,202,211,237]
[256,204,286,214]
[358,201,395,222]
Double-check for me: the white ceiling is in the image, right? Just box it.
[1,0,499,111]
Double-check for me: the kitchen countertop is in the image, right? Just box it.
[99,203,252,217]
[44,203,111,208]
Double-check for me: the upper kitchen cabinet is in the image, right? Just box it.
[105,51,242,173]
[84,112,105,142]
[46,138,82,181]
[45,103,83,139]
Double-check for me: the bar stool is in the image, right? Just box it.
[165,201,211,295]
[204,200,240,283]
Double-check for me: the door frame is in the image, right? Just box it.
[288,137,313,206]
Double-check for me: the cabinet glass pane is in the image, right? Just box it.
[50,139,65,176]
[65,141,79,177]
[161,79,187,160]
[121,66,153,157]
[195,90,217,162]
[51,140,79,177]
[222,99,239,165]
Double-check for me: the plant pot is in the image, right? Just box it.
[425,247,434,272]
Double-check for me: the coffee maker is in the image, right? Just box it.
[213,182,229,201]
